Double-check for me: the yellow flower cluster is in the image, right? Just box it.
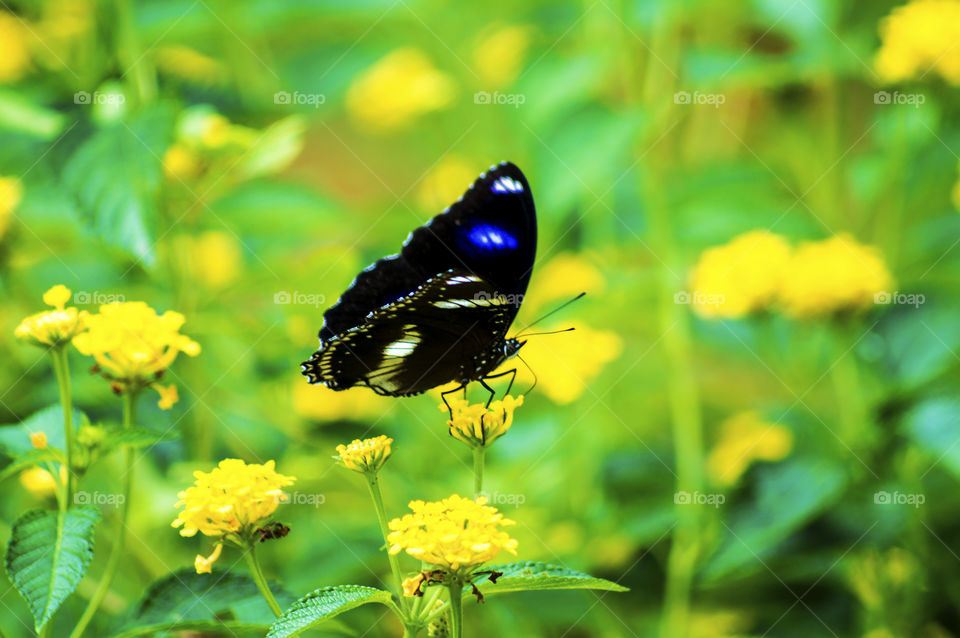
[875,0,960,84]
[346,48,455,131]
[442,395,524,448]
[335,435,393,473]
[707,412,793,486]
[15,285,88,347]
[690,231,892,319]
[691,231,791,319]
[163,106,257,181]
[388,494,518,573]
[72,301,200,404]
[0,12,30,84]
[172,459,296,538]
[0,176,23,241]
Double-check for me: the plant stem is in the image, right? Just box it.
[447,582,463,638]
[49,347,74,504]
[472,447,484,498]
[114,0,156,104]
[69,391,139,638]
[244,545,283,617]
[364,473,407,610]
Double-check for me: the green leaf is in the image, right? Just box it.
[234,116,306,179]
[5,506,100,631]
[101,426,179,454]
[0,405,88,457]
[116,568,297,638]
[267,585,394,638]
[905,398,960,480]
[470,561,629,596]
[0,448,65,483]
[63,103,174,267]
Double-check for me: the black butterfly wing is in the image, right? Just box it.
[318,161,536,344]
[303,270,516,396]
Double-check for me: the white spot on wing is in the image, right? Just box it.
[491,176,523,194]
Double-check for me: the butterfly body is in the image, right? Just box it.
[302,162,536,398]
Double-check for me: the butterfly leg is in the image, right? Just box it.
[441,384,466,420]
[478,378,497,408]
[480,368,518,398]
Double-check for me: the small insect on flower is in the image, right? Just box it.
[441,395,524,448]
[388,494,518,597]
[335,435,394,474]
[72,301,200,407]
[15,285,88,347]
[172,459,295,573]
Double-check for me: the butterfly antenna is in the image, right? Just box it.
[515,292,586,337]
[517,352,538,396]
[520,327,576,338]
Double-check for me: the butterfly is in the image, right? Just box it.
[301,161,536,407]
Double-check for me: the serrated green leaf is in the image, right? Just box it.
[5,506,100,631]
[267,585,394,638]
[471,561,629,596]
[0,448,65,483]
[63,103,174,266]
[116,568,296,638]
[101,426,179,453]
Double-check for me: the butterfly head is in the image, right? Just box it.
[503,338,525,360]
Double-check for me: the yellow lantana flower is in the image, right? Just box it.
[163,144,201,181]
[15,285,88,347]
[29,431,48,449]
[154,45,226,86]
[72,301,200,396]
[690,231,792,319]
[387,494,518,575]
[194,542,223,574]
[172,459,296,539]
[777,234,892,319]
[155,384,179,410]
[707,412,793,486]
[524,252,604,313]
[335,436,393,474]
[20,466,66,498]
[472,25,532,87]
[441,395,523,448]
[346,48,456,131]
[0,176,23,240]
[0,12,30,84]
[416,155,477,213]
[875,0,960,84]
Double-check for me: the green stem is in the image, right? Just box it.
[49,347,74,504]
[830,323,867,449]
[447,582,463,638]
[114,0,156,104]
[69,391,139,638]
[472,447,485,498]
[244,545,283,617]
[364,473,407,611]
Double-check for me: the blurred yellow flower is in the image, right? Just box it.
[0,176,23,240]
[472,25,532,87]
[155,45,225,86]
[707,412,793,486]
[29,431,47,449]
[194,542,223,574]
[72,301,200,393]
[417,155,477,213]
[346,48,456,131]
[292,380,392,421]
[0,12,30,83]
[15,284,88,347]
[777,234,891,318]
[690,231,792,319]
[499,322,622,404]
[441,395,523,448]
[875,0,960,84]
[387,494,518,573]
[189,231,243,289]
[172,458,295,538]
[524,252,604,313]
[19,466,65,498]
[335,435,393,473]
[163,144,201,181]
[155,384,179,410]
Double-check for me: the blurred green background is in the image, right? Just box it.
[3,0,960,636]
